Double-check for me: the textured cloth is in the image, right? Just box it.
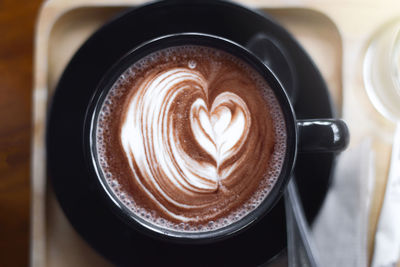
[311,140,374,267]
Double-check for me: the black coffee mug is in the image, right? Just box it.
[84,33,349,244]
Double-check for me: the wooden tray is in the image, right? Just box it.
[31,0,400,266]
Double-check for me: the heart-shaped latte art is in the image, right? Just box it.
[190,92,251,180]
[114,47,282,227]
[121,66,253,200]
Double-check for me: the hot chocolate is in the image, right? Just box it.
[95,45,286,232]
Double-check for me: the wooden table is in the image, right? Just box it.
[0,0,43,266]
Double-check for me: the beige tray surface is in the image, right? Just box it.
[31,0,400,266]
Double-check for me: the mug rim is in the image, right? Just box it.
[84,32,297,244]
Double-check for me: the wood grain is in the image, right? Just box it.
[0,0,43,266]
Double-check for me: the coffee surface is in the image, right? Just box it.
[96,45,286,232]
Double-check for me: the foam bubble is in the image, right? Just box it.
[188,60,197,69]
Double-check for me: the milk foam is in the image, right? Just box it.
[96,45,287,232]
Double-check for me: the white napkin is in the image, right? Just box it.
[371,125,400,267]
[311,139,374,267]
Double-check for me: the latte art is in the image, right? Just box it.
[96,46,286,231]
[190,91,250,180]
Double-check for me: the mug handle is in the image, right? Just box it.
[297,119,349,153]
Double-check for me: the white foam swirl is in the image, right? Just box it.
[120,68,251,221]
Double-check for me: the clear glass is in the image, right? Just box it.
[364,19,400,267]
[363,19,400,121]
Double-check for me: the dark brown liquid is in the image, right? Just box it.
[96,45,286,232]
